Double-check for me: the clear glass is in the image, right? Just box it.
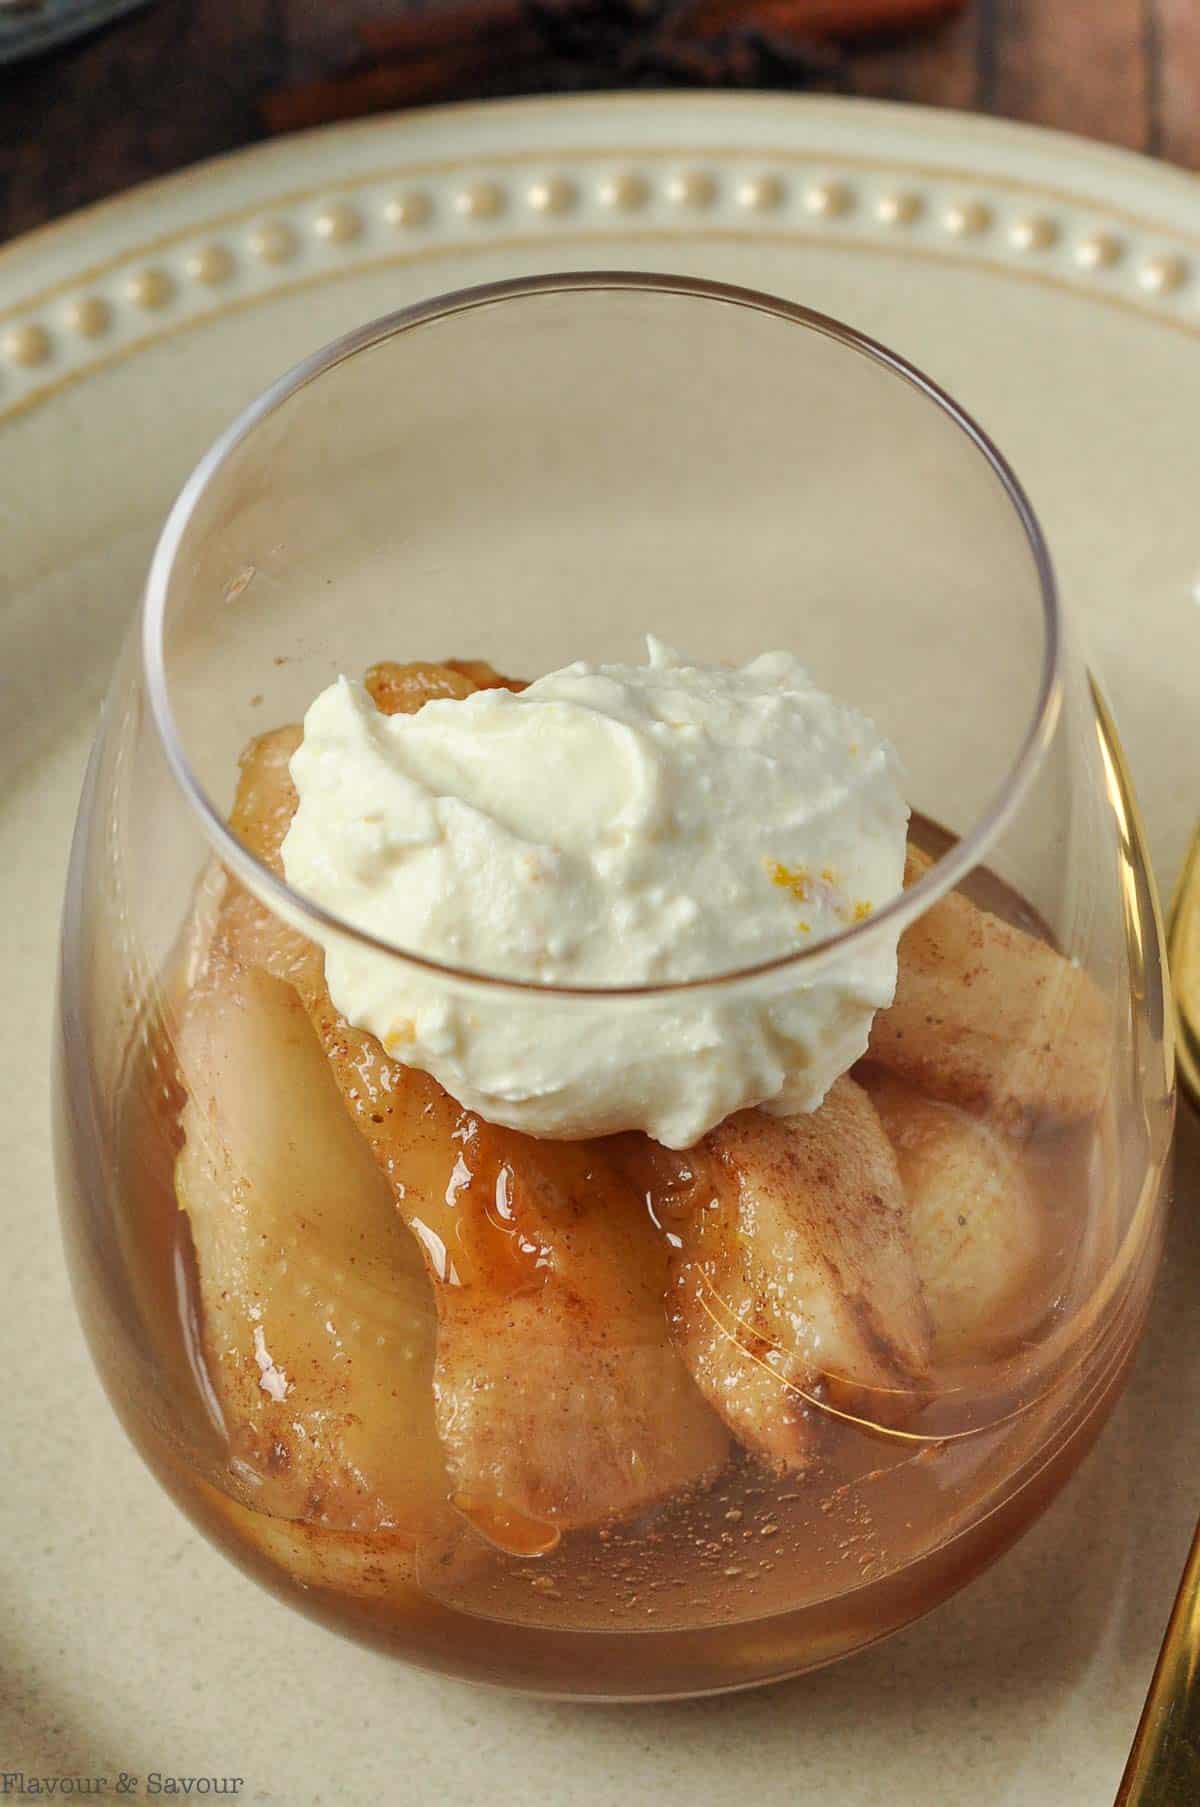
[54,273,1174,1699]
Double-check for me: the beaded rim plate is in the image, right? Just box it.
[3,92,1199,1807]
[2,91,1198,425]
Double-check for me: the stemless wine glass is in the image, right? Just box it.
[54,273,1174,1699]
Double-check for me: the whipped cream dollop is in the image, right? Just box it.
[281,640,909,1146]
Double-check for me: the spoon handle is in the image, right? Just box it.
[1116,1516,1200,1803]
[1116,827,1200,1802]
[1170,824,1200,1112]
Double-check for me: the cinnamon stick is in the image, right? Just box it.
[262,39,539,134]
[356,1,534,59]
[779,0,962,30]
[669,0,961,38]
[261,0,961,137]
[357,0,962,57]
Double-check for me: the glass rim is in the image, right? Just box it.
[141,268,1063,1003]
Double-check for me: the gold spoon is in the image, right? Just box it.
[1170,827,1200,1110]
[1115,825,1200,1804]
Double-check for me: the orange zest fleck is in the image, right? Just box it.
[768,860,809,902]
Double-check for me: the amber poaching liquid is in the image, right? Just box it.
[82,819,1157,1699]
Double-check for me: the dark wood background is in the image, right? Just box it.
[1,0,1197,242]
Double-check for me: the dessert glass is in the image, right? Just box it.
[54,273,1174,1699]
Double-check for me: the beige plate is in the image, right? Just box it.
[2,93,1197,1806]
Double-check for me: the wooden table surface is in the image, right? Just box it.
[1,0,1197,242]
